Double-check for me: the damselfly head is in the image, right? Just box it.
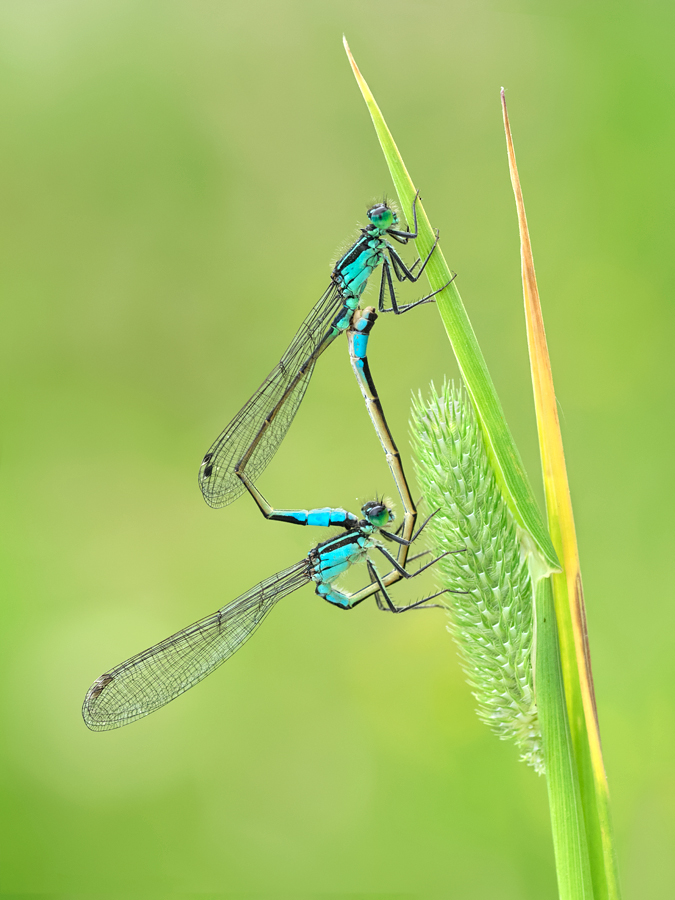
[366,202,396,231]
[361,499,394,528]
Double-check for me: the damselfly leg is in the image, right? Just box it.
[366,560,458,614]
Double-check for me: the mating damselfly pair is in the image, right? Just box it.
[83,195,465,731]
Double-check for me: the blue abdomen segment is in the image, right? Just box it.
[316,582,351,609]
[351,327,370,361]
[271,507,359,528]
[309,508,357,528]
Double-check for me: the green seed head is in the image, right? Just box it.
[411,382,543,773]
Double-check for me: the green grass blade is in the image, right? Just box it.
[536,576,594,899]
[343,36,559,571]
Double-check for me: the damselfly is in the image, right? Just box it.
[199,195,448,509]
[82,499,465,731]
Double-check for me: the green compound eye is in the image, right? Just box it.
[366,203,395,230]
[361,500,394,528]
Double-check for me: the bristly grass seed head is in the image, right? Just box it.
[411,382,543,773]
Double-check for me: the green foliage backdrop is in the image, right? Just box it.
[0,1,672,896]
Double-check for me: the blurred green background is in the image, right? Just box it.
[0,0,672,896]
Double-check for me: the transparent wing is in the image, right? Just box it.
[198,282,345,508]
[82,561,311,731]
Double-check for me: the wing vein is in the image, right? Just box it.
[83,560,311,731]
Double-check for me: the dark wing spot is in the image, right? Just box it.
[202,453,213,477]
[90,672,114,701]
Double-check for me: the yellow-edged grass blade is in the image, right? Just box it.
[501,88,621,900]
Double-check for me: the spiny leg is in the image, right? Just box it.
[367,560,448,613]
[387,228,440,283]
[379,258,456,315]
[380,513,465,567]
[328,531,468,610]
[376,227,446,314]
[386,189,422,242]
[375,544,465,581]
[406,550,432,563]
[381,507,456,548]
